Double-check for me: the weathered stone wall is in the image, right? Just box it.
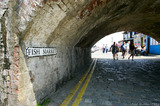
[20,46,90,105]
[0,0,91,105]
[0,0,38,105]
[17,1,91,105]
[0,1,91,105]
[0,0,10,105]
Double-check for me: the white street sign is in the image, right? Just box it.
[25,47,57,57]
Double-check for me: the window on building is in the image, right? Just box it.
[150,38,159,45]
[130,32,132,38]
[125,34,128,39]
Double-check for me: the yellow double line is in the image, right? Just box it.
[60,59,97,106]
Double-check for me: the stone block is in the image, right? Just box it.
[3,69,8,76]
[103,101,112,106]
[57,2,68,12]
[73,4,78,9]
[84,98,92,103]
[61,0,69,5]
[66,2,74,10]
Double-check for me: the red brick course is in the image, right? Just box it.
[79,0,110,19]
[6,46,20,105]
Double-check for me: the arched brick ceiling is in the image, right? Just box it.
[21,0,160,48]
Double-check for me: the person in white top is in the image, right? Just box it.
[121,42,127,59]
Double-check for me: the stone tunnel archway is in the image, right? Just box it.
[1,0,160,105]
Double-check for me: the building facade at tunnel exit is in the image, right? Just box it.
[123,32,160,54]
[0,0,160,105]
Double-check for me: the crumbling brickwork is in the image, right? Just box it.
[0,0,10,105]
[0,0,21,105]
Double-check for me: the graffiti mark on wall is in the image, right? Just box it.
[79,0,110,19]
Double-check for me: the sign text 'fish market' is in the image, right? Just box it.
[25,47,57,57]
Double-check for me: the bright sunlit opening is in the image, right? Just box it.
[95,31,124,48]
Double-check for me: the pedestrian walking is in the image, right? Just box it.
[128,41,136,61]
[121,42,127,59]
[126,41,129,54]
[105,44,108,53]
[102,44,105,53]
[115,43,119,60]
[110,42,119,60]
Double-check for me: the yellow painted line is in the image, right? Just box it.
[60,59,95,106]
[72,59,97,106]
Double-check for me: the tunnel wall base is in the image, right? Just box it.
[19,46,91,105]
